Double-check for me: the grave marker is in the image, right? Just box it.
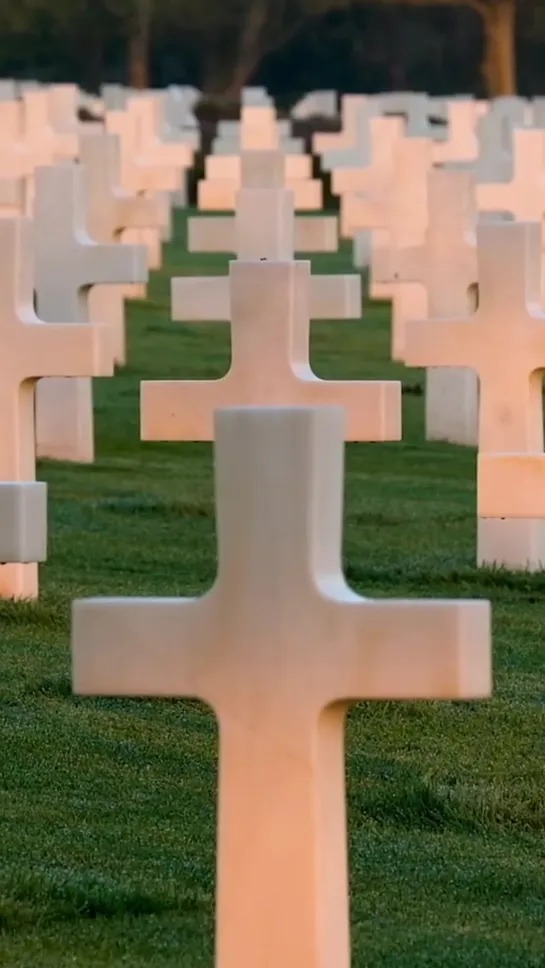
[374,168,478,445]
[106,108,180,274]
[364,136,431,345]
[404,220,545,570]
[476,126,545,219]
[80,130,161,362]
[141,260,400,443]
[34,162,148,463]
[0,216,112,598]
[189,150,338,259]
[73,404,492,968]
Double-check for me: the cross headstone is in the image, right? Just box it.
[313,94,373,157]
[214,105,303,155]
[432,99,479,163]
[189,150,338,259]
[47,83,80,159]
[106,108,180,273]
[128,91,197,208]
[72,403,492,968]
[474,98,528,182]
[403,219,545,571]
[126,93,194,170]
[0,96,49,215]
[333,116,403,202]
[33,162,148,463]
[141,260,401,442]
[363,136,431,344]
[319,100,380,172]
[476,126,545,220]
[80,130,160,363]
[373,167,478,445]
[198,143,321,212]
[0,216,112,598]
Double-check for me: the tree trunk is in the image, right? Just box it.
[128,0,151,89]
[481,0,516,96]
[222,0,270,100]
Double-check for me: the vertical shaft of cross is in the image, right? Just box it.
[216,704,350,968]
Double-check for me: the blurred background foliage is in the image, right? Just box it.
[0,1,544,104]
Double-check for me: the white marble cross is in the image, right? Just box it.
[106,108,180,271]
[335,117,404,247]
[47,83,80,159]
[141,260,400,443]
[198,144,321,212]
[432,99,479,164]
[373,167,478,445]
[80,130,160,363]
[0,216,112,598]
[72,404,492,968]
[189,150,338,259]
[362,136,431,341]
[404,220,545,570]
[476,126,545,219]
[126,93,194,170]
[33,162,148,463]
[313,94,368,155]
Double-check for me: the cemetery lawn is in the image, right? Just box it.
[1,210,545,967]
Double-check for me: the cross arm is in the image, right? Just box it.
[115,193,163,231]
[187,216,235,253]
[25,321,114,378]
[341,195,385,237]
[133,162,180,193]
[403,317,479,370]
[147,142,193,169]
[331,167,373,196]
[309,275,361,319]
[171,276,230,321]
[80,239,149,287]
[321,594,491,701]
[476,180,513,213]
[298,378,401,442]
[388,246,426,285]
[141,379,229,441]
[293,216,337,253]
[0,176,24,207]
[72,597,211,699]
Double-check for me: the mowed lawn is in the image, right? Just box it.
[1,210,545,967]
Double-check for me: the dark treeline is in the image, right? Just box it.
[0,1,544,104]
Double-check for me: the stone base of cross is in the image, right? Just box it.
[0,482,47,600]
[478,517,545,572]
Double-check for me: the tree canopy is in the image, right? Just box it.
[0,0,545,101]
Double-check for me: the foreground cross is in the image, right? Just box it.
[33,162,148,462]
[142,260,400,442]
[72,404,492,968]
[0,216,111,598]
[373,167,478,445]
[403,220,545,569]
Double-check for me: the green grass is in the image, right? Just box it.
[1,209,545,966]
